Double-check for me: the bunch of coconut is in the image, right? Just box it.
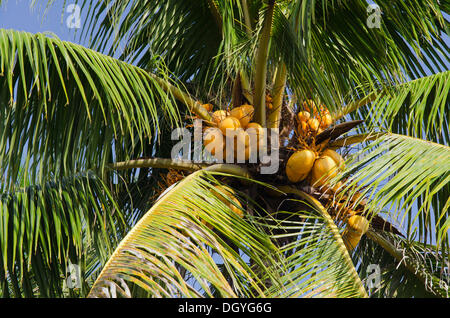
[286,100,345,189]
[285,147,345,187]
[203,104,264,162]
[297,100,333,137]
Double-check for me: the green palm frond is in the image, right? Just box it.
[75,0,223,91]
[270,188,367,298]
[0,29,184,186]
[338,133,449,247]
[353,233,448,298]
[0,171,126,297]
[279,0,448,109]
[365,71,449,145]
[88,171,368,298]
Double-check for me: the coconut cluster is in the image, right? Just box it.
[297,100,333,137]
[202,104,264,162]
[285,100,345,189]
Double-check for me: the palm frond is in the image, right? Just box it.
[88,171,280,297]
[269,188,368,298]
[0,29,183,186]
[337,133,449,248]
[88,171,368,298]
[281,0,449,110]
[366,71,449,145]
[0,171,126,297]
[353,232,448,297]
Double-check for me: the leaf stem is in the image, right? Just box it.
[253,1,275,127]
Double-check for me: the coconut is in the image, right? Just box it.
[230,104,254,128]
[308,118,320,132]
[212,110,229,125]
[213,185,243,218]
[297,111,311,122]
[246,122,264,138]
[310,156,338,187]
[204,128,225,156]
[285,149,316,183]
[246,122,264,152]
[320,113,333,128]
[298,121,309,137]
[219,116,241,136]
[322,149,345,169]
[347,215,369,235]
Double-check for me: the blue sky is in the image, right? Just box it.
[0,1,82,43]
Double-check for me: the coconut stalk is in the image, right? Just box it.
[328,133,385,149]
[333,91,379,121]
[253,0,275,127]
[108,158,210,172]
[268,63,287,128]
[149,73,212,122]
[242,0,253,35]
[108,158,251,179]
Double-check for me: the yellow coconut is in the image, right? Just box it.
[342,229,362,251]
[303,99,316,112]
[204,128,225,156]
[320,113,333,128]
[322,149,345,169]
[214,185,243,218]
[212,110,229,125]
[246,123,265,154]
[234,129,250,148]
[246,123,264,138]
[230,104,254,128]
[347,215,370,235]
[297,121,309,137]
[297,111,311,122]
[308,118,320,132]
[310,156,338,187]
[285,149,317,183]
[219,116,241,136]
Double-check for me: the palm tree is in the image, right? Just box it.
[0,0,448,298]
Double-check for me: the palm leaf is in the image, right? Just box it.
[0,29,183,187]
[365,71,449,145]
[352,233,448,297]
[337,133,449,249]
[0,171,126,297]
[88,171,368,298]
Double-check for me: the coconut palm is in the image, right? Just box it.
[0,0,448,298]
